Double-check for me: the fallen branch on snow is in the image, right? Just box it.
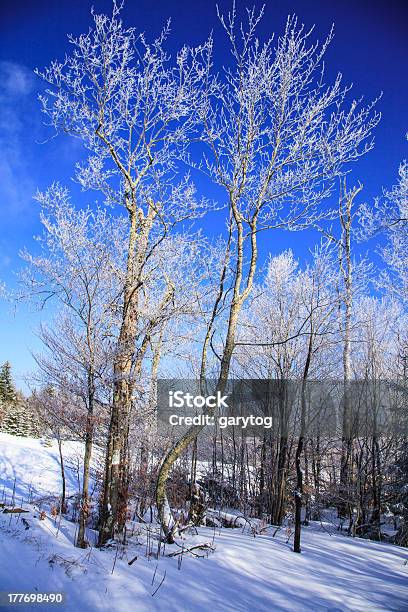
[167,542,216,558]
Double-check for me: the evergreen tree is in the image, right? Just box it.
[1,398,29,436]
[0,361,16,404]
[0,363,40,437]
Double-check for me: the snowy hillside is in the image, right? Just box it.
[0,433,407,611]
[0,433,87,501]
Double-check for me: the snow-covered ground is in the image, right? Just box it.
[0,432,407,611]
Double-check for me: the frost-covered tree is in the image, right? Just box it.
[21,185,125,547]
[36,1,214,544]
[360,137,408,305]
[0,361,16,404]
[156,6,380,542]
[378,160,408,305]
[0,362,23,436]
[0,363,40,437]
[234,247,338,549]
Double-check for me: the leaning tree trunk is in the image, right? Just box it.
[156,206,258,542]
[157,300,241,542]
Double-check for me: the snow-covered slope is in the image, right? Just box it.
[0,432,407,612]
[0,433,86,501]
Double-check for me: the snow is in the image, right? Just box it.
[0,433,86,501]
[1,432,408,611]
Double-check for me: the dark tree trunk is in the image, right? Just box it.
[294,332,312,553]
[293,435,304,553]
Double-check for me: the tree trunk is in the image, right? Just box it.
[156,205,258,541]
[76,369,95,548]
[57,434,66,514]
[156,302,241,542]
[370,435,382,540]
[271,435,288,526]
[338,183,362,519]
[293,435,304,553]
[294,325,313,553]
[99,207,154,545]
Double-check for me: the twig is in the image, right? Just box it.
[167,542,216,558]
[151,563,158,586]
[111,543,119,574]
[151,571,166,597]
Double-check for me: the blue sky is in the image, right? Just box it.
[0,0,407,390]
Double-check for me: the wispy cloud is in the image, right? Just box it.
[0,60,35,99]
[0,61,37,217]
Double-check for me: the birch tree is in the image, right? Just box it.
[36,2,214,543]
[156,6,380,542]
[325,181,365,518]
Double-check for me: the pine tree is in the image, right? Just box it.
[0,361,16,404]
[0,363,40,437]
[1,399,29,436]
